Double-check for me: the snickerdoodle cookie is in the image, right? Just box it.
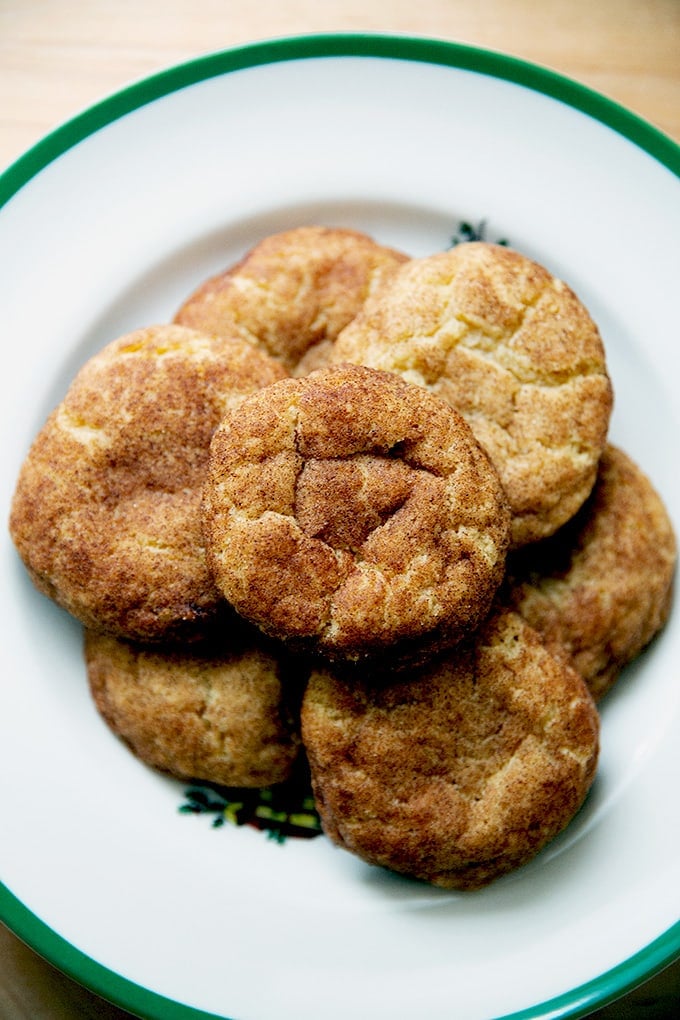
[9,325,286,642]
[202,364,511,664]
[174,226,408,375]
[85,626,302,787]
[301,607,600,889]
[332,242,613,547]
[504,445,676,700]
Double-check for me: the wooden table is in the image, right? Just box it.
[1,2,679,1017]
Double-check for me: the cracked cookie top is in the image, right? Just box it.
[301,606,600,889]
[332,242,613,547]
[9,324,286,642]
[202,364,511,664]
[174,226,409,376]
[504,444,677,700]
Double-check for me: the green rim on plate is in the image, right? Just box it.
[1,31,679,1020]
[1,31,679,207]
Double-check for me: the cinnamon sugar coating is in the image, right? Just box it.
[505,445,677,699]
[174,226,408,375]
[332,242,613,547]
[10,223,676,893]
[85,626,302,787]
[301,607,600,889]
[202,364,511,664]
[9,325,286,641]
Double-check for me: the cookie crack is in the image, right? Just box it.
[430,278,604,390]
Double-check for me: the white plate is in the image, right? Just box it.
[1,34,679,1020]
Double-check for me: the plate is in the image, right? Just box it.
[1,33,679,1020]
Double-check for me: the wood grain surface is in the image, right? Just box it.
[1,2,679,1018]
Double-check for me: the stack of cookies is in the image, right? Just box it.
[9,227,676,889]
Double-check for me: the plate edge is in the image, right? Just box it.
[0,31,679,212]
[2,877,679,1020]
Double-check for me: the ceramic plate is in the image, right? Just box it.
[1,33,679,1020]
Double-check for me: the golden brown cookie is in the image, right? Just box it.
[504,444,677,700]
[202,364,511,665]
[301,607,600,890]
[174,226,408,375]
[332,242,613,547]
[85,627,302,787]
[9,324,286,642]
